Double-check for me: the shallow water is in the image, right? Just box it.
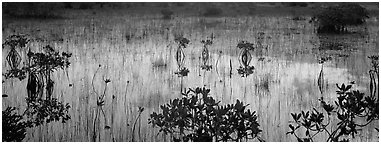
[2,15,378,141]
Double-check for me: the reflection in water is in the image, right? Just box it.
[200,34,214,71]
[237,41,255,77]
[2,16,377,142]
[174,36,190,77]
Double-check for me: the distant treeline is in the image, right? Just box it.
[2,2,377,19]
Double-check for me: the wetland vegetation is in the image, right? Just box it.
[2,2,379,142]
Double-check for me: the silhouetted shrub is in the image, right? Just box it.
[175,2,185,7]
[157,2,169,8]
[149,87,263,142]
[63,2,72,9]
[78,2,94,9]
[2,107,27,142]
[161,9,174,19]
[287,2,308,7]
[312,3,369,33]
[203,7,222,17]
[2,35,72,142]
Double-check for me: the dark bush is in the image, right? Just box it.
[2,107,27,142]
[161,9,174,19]
[313,3,369,33]
[78,2,94,9]
[248,6,256,15]
[175,2,185,7]
[287,2,309,7]
[149,87,262,142]
[63,2,72,9]
[203,7,223,17]
[157,2,169,8]
[2,2,64,18]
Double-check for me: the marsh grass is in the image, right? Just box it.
[2,6,378,142]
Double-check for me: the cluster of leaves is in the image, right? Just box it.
[3,34,30,70]
[149,87,262,142]
[2,34,30,49]
[2,107,28,142]
[23,98,71,127]
[237,41,255,51]
[236,41,255,77]
[237,66,255,77]
[2,38,72,142]
[174,67,190,77]
[312,3,369,33]
[3,45,72,80]
[201,65,213,71]
[174,35,190,49]
[287,83,379,142]
[200,35,214,71]
[201,39,213,46]
[318,56,332,64]
[173,35,190,77]
[3,100,70,142]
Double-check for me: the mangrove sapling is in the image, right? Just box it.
[368,55,378,98]
[3,34,30,70]
[174,35,190,77]
[237,41,255,77]
[317,56,332,95]
[149,87,262,142]
[200,33,214,71]
[2,107,28,142]
[22,46,72,126]
[2,38,72,141]
[131,107,145,142]
[91,65,112,142]
[287,56,379,142]
[173,35,190,94]
[215,51,223,79]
